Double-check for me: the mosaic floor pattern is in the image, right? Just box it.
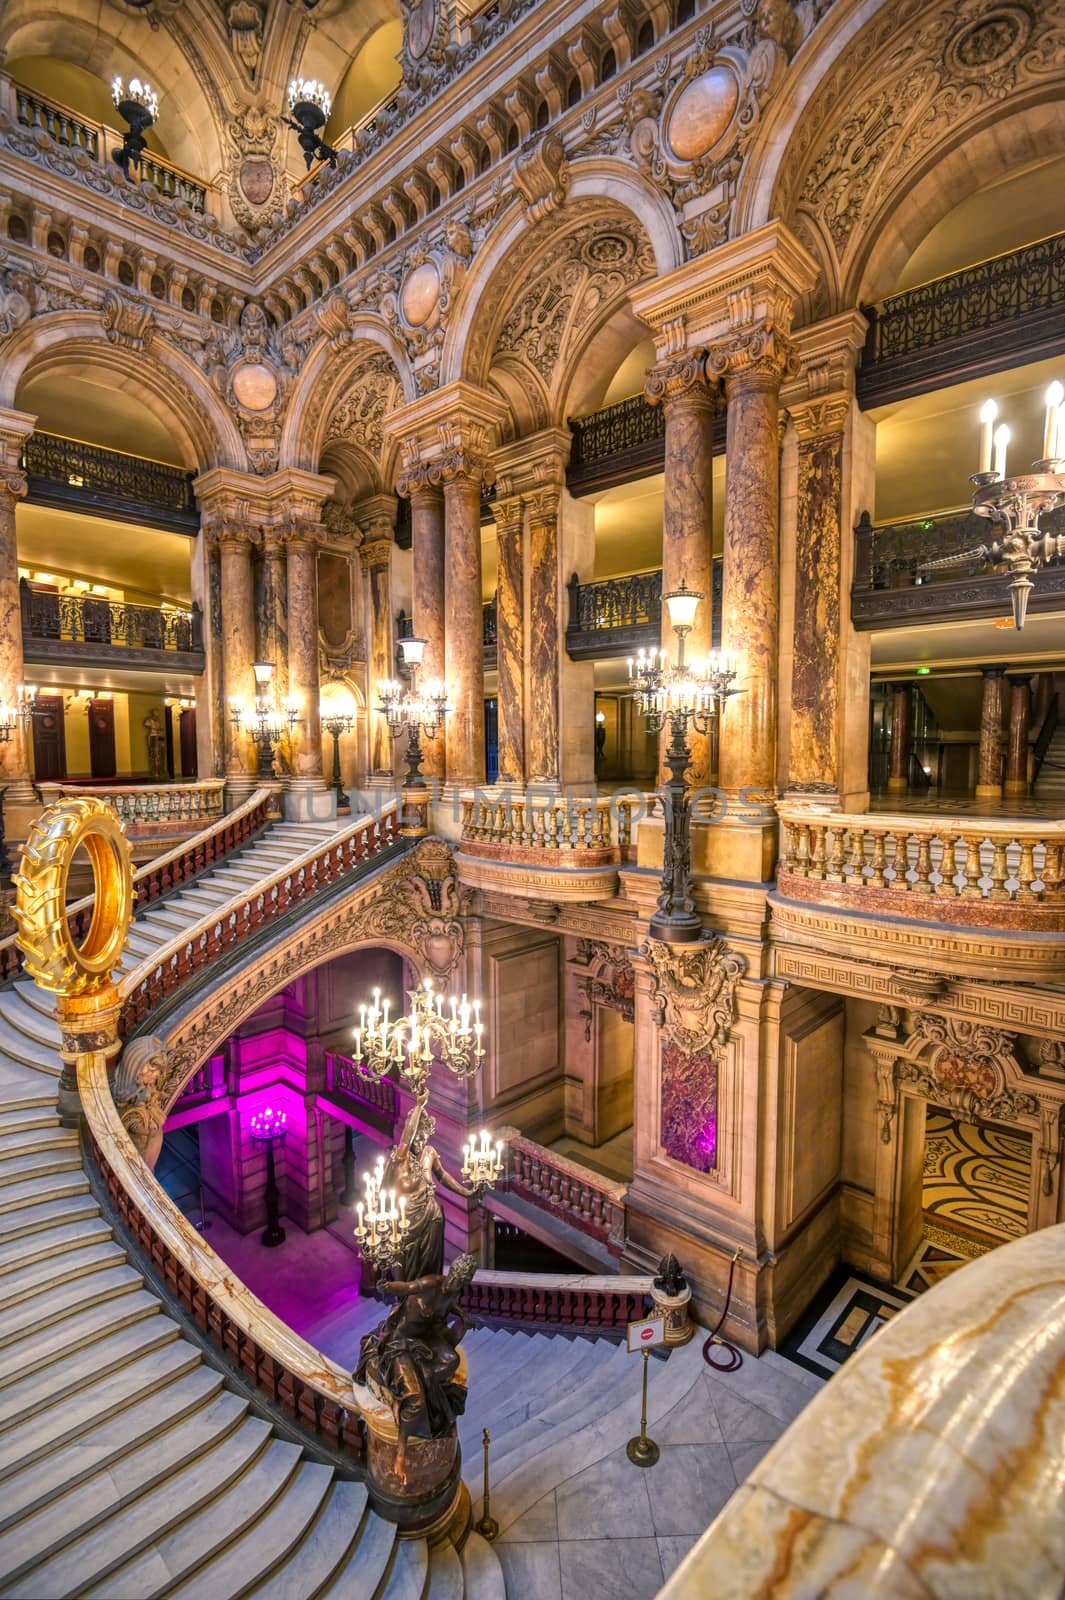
[922,1107,1030,1243]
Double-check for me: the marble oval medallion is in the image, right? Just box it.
[231,360,278,412]
[667,65,740,162]
[401,261,441,329]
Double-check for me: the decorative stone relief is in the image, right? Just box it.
[113,1034,168,1165]
[323,354,402,464]
[344,219,475,392]
[641,933,747,1055]
[193,302,308,473]
[569,938,635,1041]
[226,105,286,233]
[225,1,265,81]
[512,133,569,223]
[0,267,33,337]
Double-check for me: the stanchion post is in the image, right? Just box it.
[625,1313,664,1468]
[475,1427,499,1540]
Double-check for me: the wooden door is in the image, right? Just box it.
[179,708,198,778]
[31,694,66,782]
[88,698,117,778]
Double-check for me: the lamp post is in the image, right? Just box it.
[111,76,158,182]
[321,708,355,807]
[918,383,1065,629]
[629,582,737,944]
[228,661,299,777]
[378,637,450,786]
[249,1104,287,1248]
[283,78,339,170]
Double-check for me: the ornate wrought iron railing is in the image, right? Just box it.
[14,85,208,212]
[22,432,199,534]
[852,505,1065,628]
[20,581,202,656]
[566,563,722,658]
[483,597,497,649]
[868,230,1065,362]
[568,395,665,492]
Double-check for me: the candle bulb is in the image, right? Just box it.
[1045,381,1064,461]
[994,422,1010,479]
[979,398,997,472]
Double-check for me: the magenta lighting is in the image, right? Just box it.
[249,1105,288,1141]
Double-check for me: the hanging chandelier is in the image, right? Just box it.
[353,977,484,1100]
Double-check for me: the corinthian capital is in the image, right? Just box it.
[644,351,717,412]
[707,320,799,388]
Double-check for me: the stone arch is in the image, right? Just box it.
[4,315,246,469]
[279,325,413,473]
[1,0,226,184]
[441,159,681,397]
[745,0,1065,319]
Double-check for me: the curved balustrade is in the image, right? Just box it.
[463,1269,649,1333]
[659,1223,1065,1598]
[78,1053,391,1469]
[118,805,401,1039]
[0,788,274,982]
[460,791,639,861]
[505,1134,627,1254]
[777,806,1065,929]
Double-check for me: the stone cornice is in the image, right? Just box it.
[194,465,335,526]
[782,309,870,414]
[493,426,571,499]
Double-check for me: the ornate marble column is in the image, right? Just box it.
[711,334,793,797]
[645,354,716,785]
[1004,674,1032,797]
[403,476,446,782]
[887,682,912,795]
[493,493,525,785]
[441,453,491,788]
[0,409,37,802]
[285,521,324,781]
[976,665,1007,801]
[262,531,288,699]
[217,524,259,779]
[526,486,562,787]
[356,496,398,778]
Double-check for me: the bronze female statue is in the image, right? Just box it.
[382,1097,479,1280]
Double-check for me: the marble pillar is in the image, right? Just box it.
[527,487,561,787]
[262,533,289,699]
[441,462,488,788]
[1004,674,1032,797]
[408,484,446,782]
[191,528,225,779]
[218,527,258,776]
[645,354,716,785]
[356,498,397,778]
[713,346,789,797]
[0,410,36,801]
[286,525,323,779]
[976,665,1006,800]
[887,682,912,795]
[494,494,525,786]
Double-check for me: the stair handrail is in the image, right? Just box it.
[462,1267,652,1333]
[78,1050,393,1466]
[117,801,402,1038]
[0,786,276,981]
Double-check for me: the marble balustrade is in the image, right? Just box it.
[505,1133,627,1253]
[37,780,226,830]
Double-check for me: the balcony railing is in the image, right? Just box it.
[566,562,721,659]
[852,506,1065,628]
[14,85,210,213]
[36,781,225,834]
[22,432,199,535]
[567,393,727,495]
[460,791,633,859]
[777,806,1065,931]
[323,1051,397,1138]
[21,583,203,670]
[504,1134,627,1256]
[859,229,1065,404]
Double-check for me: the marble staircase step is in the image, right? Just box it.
[461,1328,542,1392]
[0,1237,127,1314]
[0,1168,89,1216]
[377,1534,428,1600]
[0,1145,84,1189]
[427,1540,464,1600]
[0,1212,112,1275]
[0,1365,225,1535]
[479,1339,637,1486]
[249,1479,369,1600]
[0,1338,202,1482]
[0,993,60,1051]
[0,1190,98,1244]
[8,983,58,1023]
[0,1288,161,1390]
[460,1534,506,1600]
[461,1336,618,1455]
[0,1309,177,1432]
[316,1510,396,1600]
[462,1331,559,1410]
[156,1456,335,1600]
[0,1125,77,1160]
[12,1419,275,1600]
[460,1337,582,1439]
[0,1389,251,1588]
[0,1106,60,1143]
[0,1261,140,1346]
[0,1021,63,1073]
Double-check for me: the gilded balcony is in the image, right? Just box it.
[20,581,204,674]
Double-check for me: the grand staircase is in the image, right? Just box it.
[1034,726,1065,802]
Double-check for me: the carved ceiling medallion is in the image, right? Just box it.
[944,6,1032,82]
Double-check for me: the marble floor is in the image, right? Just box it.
[870,789,1061,817]
[491,1346,822,1600]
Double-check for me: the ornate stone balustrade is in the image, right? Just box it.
[777,806,1065,931]
[79,1054,389,1471]
[37,781,225,835]
[119,806,402,1040]
[462,1269,648,1333]
[504,1134,627,1255]
[0,788,274,983]
[659,1223,1065,1597]
[323,1051,398,1137]
[461,791,614,858]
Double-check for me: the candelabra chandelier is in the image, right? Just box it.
[629,581,738,944]
[379,637,450,785]
[284,78,338,170]
[354,1154,409,1273]
[354,977,484,1101]
[919,384,1065,630]
[111,76,158,183]
[228,661,299,776]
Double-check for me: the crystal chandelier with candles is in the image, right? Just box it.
[111,76,158,182]
[378,637,450,786]
[919,383,1065,629]
[629,581,739,943]
[353,977,485,1101]
[462,1131,504,1189]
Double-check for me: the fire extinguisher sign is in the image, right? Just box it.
[626,1315,666,1352]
